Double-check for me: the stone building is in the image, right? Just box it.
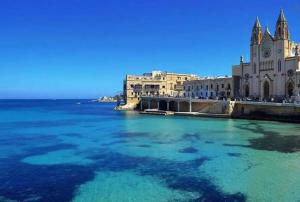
[232,10,300,101]
[183,76,232,99]
[123,70,198,107]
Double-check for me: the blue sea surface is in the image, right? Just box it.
[0,99,300,202]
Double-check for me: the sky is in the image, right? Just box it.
[0,0,300,99]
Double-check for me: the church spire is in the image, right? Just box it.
[251,16,263,45]
[278,9,286,22]
[254,16,261,28]
[265,25,271,35]
[275,9,289,40]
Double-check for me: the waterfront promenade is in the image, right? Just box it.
[139,96,300,123]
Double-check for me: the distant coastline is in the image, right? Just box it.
[97,96,118,103]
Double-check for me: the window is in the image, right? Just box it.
[185,77,188,80]
[206,85,208,90]
[211,84,213,89]
[221,84,224,88]
[253,63,256,74]
[278,60,281,72]
[287,69,294,77]
[162,86,165,88]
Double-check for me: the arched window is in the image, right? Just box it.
[278,60,281,72]
[245,85,250,97]
[253,63,256,74]
[227,84,231,90]
[287,82,294,97]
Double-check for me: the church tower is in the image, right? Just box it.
[274,9,290,97]
[249,17,263,97]
[274,9,290,70]
[275,9,289,40]
[251,17,263,45]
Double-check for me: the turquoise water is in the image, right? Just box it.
[0,100,300,202]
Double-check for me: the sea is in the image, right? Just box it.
[0,99,300,202]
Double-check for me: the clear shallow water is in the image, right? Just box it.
[0,100,300,202]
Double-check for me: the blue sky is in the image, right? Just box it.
[0,0,299,98]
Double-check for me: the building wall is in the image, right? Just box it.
[183,77,233,99]
[231,101,300,122]
[140,96,300,122]
[124,71,198,107]
[232,12,300,100]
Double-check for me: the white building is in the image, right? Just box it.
[232,10,300,101]
[183,76,232,99]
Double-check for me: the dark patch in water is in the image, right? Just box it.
[235,122,300,153]
[114,131,149,139]
[138,144,151,148]
[223,143,245,147]
[0,158,95,202]
[205,141,214,144]
[178,147,198,153]
[182,133,201,142]
[248,134,300,153]
[62,133,83,138]
[227,153,242,157]
[152,140,176,144]
[168,176,245,201]
[0,143,90,202]
[101,140,128,146]
[0,144,246,202]
[88,152,246,201]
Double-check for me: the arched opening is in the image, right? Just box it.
[287,82,294,97]
[150,100,157,109]
[263,81,270,99]
[169,101,177,111]
[158,100,167,111]
[245,85,250,97]
[278,60,281,72]
[141,100,149,110]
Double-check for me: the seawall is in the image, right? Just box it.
[230,101,300,123]
[138,96,300,123]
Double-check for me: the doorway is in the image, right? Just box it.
[263,81,270,99]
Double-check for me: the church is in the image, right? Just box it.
[232,10,300,101]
